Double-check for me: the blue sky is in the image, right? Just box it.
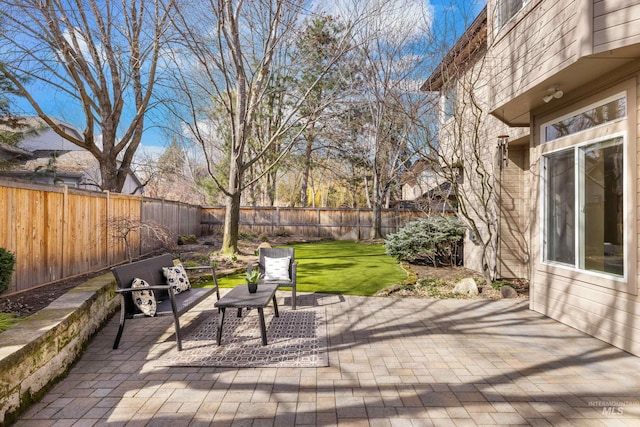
[11,0,486,159]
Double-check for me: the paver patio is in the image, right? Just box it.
[15,291,640,426]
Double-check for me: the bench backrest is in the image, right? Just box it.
[112,254,174,313]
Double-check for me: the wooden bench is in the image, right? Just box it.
[111,254,220,351]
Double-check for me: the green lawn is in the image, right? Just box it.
[216,240,406,296]
[0,313,21,333]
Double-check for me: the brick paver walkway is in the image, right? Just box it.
[16,292,640,426]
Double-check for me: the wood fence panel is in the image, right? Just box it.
[200,206,423,241]
[63,189,107,277]
[1,180,204,293]
[108,193,141,264]
[43,190,65,284]
[1,177,422,294]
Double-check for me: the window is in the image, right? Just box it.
[443,83,456,121]
[496,0,528,30]
[543,137,624,277]
[544,96,626,142]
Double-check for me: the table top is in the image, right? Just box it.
[214,283,278,309]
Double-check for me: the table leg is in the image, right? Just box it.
[258,307,267,345]
[217,308,226,346]
[272,295,279,317]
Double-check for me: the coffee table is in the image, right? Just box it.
[214,283,279,345]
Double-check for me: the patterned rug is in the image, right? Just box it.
[159,308,328,368]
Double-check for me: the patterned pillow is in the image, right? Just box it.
[131,278,156,316]
[162,263,191,294]
[264,256,291,281]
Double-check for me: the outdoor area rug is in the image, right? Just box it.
[158,307,328,368]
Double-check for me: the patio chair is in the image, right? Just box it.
[248,247,297,309]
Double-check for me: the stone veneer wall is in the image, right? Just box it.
[0,274,118,425]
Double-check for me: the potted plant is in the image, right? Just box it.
[246,267,260,293]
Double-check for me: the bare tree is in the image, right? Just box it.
[421,6,501,281]
[0,0,173,192]
[167,0,356,253]
[108,216,176,262]
[342,0,433,239]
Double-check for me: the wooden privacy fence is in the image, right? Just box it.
[0,180,202,294]
[202,206,423,239]
[0,179,424,294]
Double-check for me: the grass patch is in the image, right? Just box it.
[0,312,21,333]
[215,240,406,296]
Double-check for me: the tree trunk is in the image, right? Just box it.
[222,154,242,254]
[369,175,383,239]
[370,203,383,240]
[221,191,241,254]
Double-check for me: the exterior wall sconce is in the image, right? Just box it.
[497,134,509,169]
[543,87,564,103]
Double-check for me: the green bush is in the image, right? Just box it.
[0,247,16,294]
[384,216,465,267]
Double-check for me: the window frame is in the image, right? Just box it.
[442,82,457,123]
[537,82,637,295]
[496,0,529,30]
[542,92,627,143]
[541,133,626,278]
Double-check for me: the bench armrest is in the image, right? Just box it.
[183,265,215,272]
[115,284,172,294]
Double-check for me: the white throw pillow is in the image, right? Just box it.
[264,256,291,281]
[162,263,191,294]
[131,278,156,316]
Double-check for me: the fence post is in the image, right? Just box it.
[104,190,110,265]
[61,184,69,279]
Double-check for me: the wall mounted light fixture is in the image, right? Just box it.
[543,87,563,103]
[497,134,509,169]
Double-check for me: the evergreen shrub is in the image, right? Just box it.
[0,247,16,294]
[384,216,465,267]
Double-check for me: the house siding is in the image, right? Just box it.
[531,271,640,355]
[594,0,640,52]
[529,70,640,357]
[490,0,579,108]
[498,144,530,279]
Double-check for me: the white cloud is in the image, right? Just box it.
[61,26,107,67]
[312,0,433,42]
[136,144,166,162]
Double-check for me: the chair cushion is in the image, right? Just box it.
[131,278,157,316]
[163,263,191,294]
[264,256,291,281]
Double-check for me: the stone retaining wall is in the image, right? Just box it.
[0,273,118,425]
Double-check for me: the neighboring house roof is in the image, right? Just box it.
[0,117,144,194]
[0,142,33,161]
[421,6,487,92]
[400,159,431,186]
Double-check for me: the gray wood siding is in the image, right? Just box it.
[490,0,578,106]
[594,0,640,52]
[498,145,529,279]
[532,271,640,356]
[529,72,640,357]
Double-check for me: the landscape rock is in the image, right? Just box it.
[454,278,479,296]
[500,285,518,298]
